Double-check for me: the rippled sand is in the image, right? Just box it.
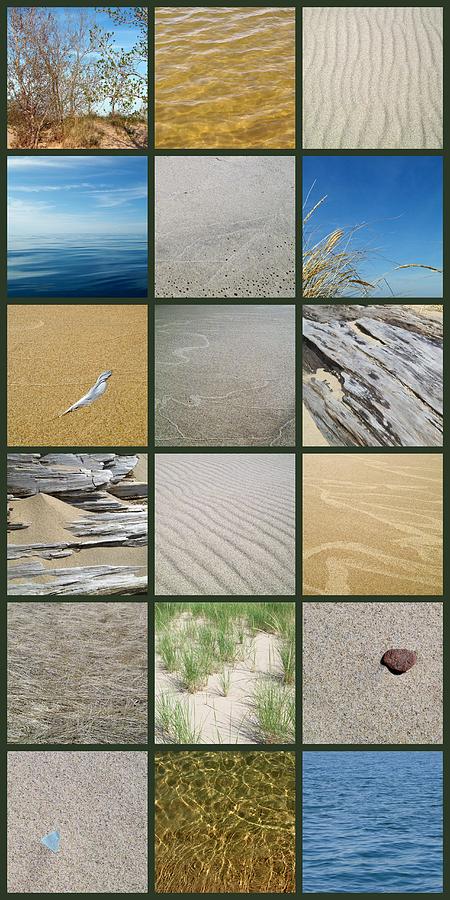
[303,454,442,595]
[7,305,148,446]
[155,305,295,446]
[303,7,443,148]
[155,453,295,595]
[155,7,295,148]
[155,751,295,892]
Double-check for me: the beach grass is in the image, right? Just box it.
[254,681,295,743]
[302,188,442,298]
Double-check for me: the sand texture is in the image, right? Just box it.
[8,603,148,744]
[7,751,147,893]
[155,454,295,595]
[303,602,442,744]
[303,305,443,447]
[8,453,147,596]
[303,7,443,149]
[8,305,148,445]
[155,305,295,446]
[155,156,295,297]
[303,453,442,596]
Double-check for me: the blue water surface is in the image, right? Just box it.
[7,235,148,298]
[302,751,443,893]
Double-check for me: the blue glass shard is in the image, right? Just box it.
[41,830,60,853]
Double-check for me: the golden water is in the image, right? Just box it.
[155,7,295,148]
[155,751,296,893]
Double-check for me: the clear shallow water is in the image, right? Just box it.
[155,7,295,148]
[155,751,295,892]
[7,235,147,298]
[303,752,443,893]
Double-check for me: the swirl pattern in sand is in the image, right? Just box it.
[155,453,295,595]
[155,751,295,893]
[303,454,442,595]
[155,7,295,148]
[303,7,443,149]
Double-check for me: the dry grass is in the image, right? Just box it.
[7,602,147,744]
[303,187,442,298]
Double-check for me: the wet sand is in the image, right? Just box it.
[155,156,295,297]
[303,7,443,148]
[7,751,147,893]
[155,453,295,595]
[155,6,295,148]
[7,305,148,445]
[303,602,442,744]
[303,454,442,595]
[155,305,295,446]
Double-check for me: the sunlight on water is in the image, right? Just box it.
[155,751,295,893]
[155,7,295,148]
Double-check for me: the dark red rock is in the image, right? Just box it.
[381,649,417,674]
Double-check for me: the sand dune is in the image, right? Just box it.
[303,7,443,149]
[155,305,295,446]
[7,305,148,445]
[7,751,147,893]
[303,602,442,744]
[303,454,442,596]
[155,454,295,595]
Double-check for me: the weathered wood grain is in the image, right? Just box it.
[8,562,147,596]
[303,305,443,447]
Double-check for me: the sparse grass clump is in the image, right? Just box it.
[156,694,203,743]
[62,116,101,148]
[254,682,295,743]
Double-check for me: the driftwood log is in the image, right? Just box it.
[7,453,148,596]
[8,563,147,596]
[303,305,443,447]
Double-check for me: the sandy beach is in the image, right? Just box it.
[303,7,443,148]
[7,305,147,445]
[155,156,295,297]
[8,453,147,595]
[7,751,147,893]
[8,602,148,743]
[303,453,442,595]
[155,453,295,595]
[155,305,295,446]
[303,602,442,744]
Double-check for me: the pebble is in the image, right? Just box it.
[381,648,417,674]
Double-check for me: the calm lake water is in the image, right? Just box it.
[155,7,295,148]
[155,751,295,893]
[303,752,443,893]
[7,236,147,298]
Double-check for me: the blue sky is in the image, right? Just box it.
[303,156,443,297]
[8,156,147,240]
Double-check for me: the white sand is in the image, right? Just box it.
[155,156,295,297]
[7,751,147,893]
[303,7,443,149]
[155,453,295,595]
[303,602,442,744]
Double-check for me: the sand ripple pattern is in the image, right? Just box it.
[155,454,295,595]
[303,7,442,149]
[303,454,442,596]
[155,751,295,893]
[156,7,295,148]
